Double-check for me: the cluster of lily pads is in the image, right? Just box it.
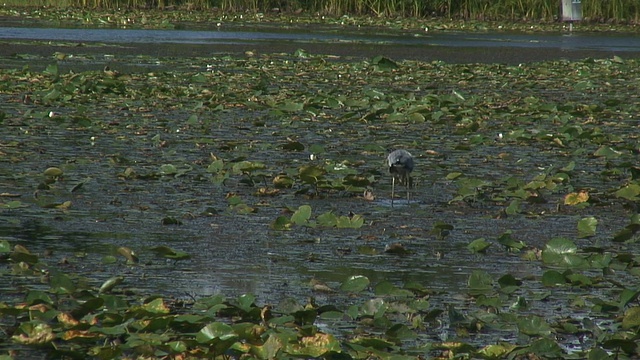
[3,233,640,359]
[1,12,640,359]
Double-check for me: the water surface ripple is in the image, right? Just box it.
[1,26,640,52]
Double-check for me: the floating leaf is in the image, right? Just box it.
[299,165,326,184]
[384,243,410,255]
[286,333,341,357]
[291,205,312,225]
[70,297,104,320]
[566,273,592,286]
[281,141,305,151]
[361,298,386,318]
[336,214,364,229]
[467,238,491,253]
[232,161,266,174]
[564,191,589,205]
[0,240,10,253]
[478,343,517,359]
[150,246,191,260]
[117,247,139,264]
[161,217,183,225]
[577,216,597,238]
[385,324,416,341]
[0,200,27,209]
[273,174,294,188]
[574,80,593,91]
[159,164,178,175]
[50,270,76,294]
[430,221,453,239]
[541,270,566,286]
[527,337,563,357]
[611,55,624,63]
[517,315,551,336]
[497,231,525,251]
[371,55,398,70]
[615,183,640,201]
[141,298,170,314]
[498,274,522,289]
[12,322,56,345]
[277,101,304,112]
[206,159,224,174]
[99,276,124,294]
[622,307,640,329]
[293,48,310,58]
[196,322,237,344]
[342,174,372,187]
[44,63,59,76]
[25,290,53,306]
[252,333,283,359]
[43,167,63,177]
[601,338,637,354]
[541,238,586,268]
[41,201,72,210]
[316,212,337,227]
[271,216,292,231]
[70,177,91,192]
[505,199,521,215]
[11,245,39,264]
[593,146,621,159]
[468,270,493,295]
[340,275,370,293]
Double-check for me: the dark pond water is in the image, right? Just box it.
[2,25,640,52]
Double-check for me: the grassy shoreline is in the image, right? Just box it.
[1,0,639,24]
[0,7,638,34]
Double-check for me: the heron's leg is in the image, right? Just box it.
[391,176,395,207]
[406,175,411,202]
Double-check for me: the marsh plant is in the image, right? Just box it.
[1,0,639,22]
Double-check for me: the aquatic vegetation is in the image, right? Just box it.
[1,14,640,358]
[1,5,640,33]
[4,238,640,358]
[1,0,640,25]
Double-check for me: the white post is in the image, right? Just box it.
[561,0,582,31]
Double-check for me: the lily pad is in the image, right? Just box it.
[340,275,370,293]
[577,216,597,238]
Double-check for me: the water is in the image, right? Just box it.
[0,22,637,354]
[1,25,640,52]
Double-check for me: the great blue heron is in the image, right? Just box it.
[387,149,414,207]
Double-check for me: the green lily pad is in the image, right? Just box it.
[150,246,191,260]
[541,270,566,286]
[291,205,312,225]
[468,270,493,295]
[116,246,139,264]
[615,183,640,201]
[271,215,292,231]
[517,315,551,336]
[371,55,398,71]
[340,275,370,293]
[99,276,124,294]
[541,238,587,268]
[577,216,597,238]
[468,238,491,253]
[43,167,63,176]
[622,307,640,329]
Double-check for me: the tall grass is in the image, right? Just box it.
[582,0,639,22]
[2,0,638,23]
